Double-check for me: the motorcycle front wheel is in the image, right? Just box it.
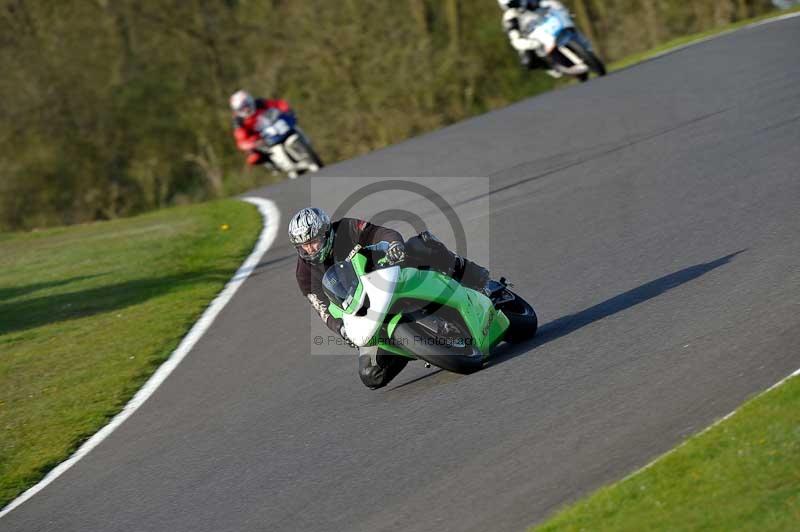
[289,131,324,171]
[392,322,484,375]
[565,40,606,81]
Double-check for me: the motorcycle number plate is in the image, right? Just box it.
[265,120,290,138]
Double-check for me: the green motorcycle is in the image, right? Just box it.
[322,242,538,374]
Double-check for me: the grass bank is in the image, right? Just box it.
[535,374,800,531]
[0,199,261,509]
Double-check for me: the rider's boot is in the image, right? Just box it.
[526,50,562,78]
[358,349,409,390]
[484,277,513,304]
[522,50,561,77]
[453,256,491,294]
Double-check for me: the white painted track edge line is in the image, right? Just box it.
[0,196,280,519]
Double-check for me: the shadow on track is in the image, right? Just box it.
[387,367,445,391]
[488,250,746,368]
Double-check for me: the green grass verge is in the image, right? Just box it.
[535,374,800,531]
[609,6,800,71]
[0,199,261,508]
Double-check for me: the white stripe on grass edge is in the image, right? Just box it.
[621,364,800,484]
[0,196,280,519]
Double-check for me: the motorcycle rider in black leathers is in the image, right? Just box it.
[289,207,490,390]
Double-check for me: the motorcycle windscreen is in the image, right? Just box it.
[256,109,292,145]
[322,261,360,309]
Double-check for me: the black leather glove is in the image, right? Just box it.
[340,325,357,348]
[386,241,406,264]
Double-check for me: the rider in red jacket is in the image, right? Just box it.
[229,89,294,166]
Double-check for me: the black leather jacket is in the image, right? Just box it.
[295,218,401,333]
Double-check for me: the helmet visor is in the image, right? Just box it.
[234,103,254,119]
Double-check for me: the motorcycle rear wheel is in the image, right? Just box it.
[496,289,538,343]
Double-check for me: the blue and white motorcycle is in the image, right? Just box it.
[514,1,606,82]
[255,108,323,179]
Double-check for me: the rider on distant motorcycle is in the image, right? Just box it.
[497,0,556,73]
[229,89,294,169]
[288,207,491,390]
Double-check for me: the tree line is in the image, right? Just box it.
[0,0,776,231]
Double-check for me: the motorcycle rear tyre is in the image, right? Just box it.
[498,290,538,343]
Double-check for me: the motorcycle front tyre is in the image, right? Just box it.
[565,40,606,81]
[391,322,484,375]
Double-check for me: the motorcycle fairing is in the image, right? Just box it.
[529,7,574,54]
[341,266,400,347]
[386,268,509,355]
[328,254,509,355]
[257,112,297,146]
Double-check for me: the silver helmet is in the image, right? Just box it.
[229,89,255,119]
[288,207,334,263]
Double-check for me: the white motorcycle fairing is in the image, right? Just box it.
[267,133,320,179]
[526,6,574,55]
[267,142,295,174]
[342,266,400,347]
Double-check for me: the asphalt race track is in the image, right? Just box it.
[3,17,800,532]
